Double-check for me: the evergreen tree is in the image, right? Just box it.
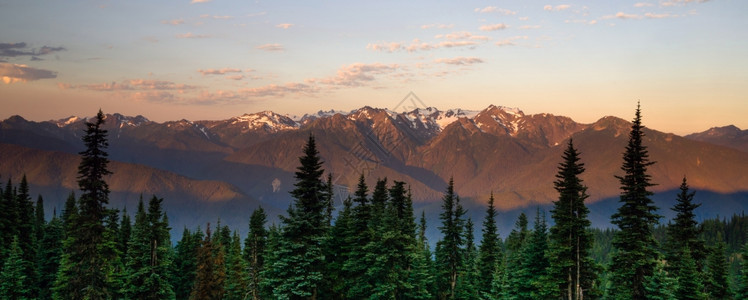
[225,232,248,300]
[455,218,479,300]
[548,139,598,300]
[0,237,31,299]
[736,242,748,299]
[664,176,707,277]
[53,192,84,300]
[172,227,202,300]
[704,241,731,299]
[435,178,466,299]
[507,209,550,300]
[674,247,705,300]
[478,192,502,298]
[244,206,268,300]
[38,212,63,300]
[191,224,224,300]
[15,175,38,298]
[405,211,434,299]
[124,196,174,299]
[0,178,7,258]
[265,134,328,299]
[34,195,45,251]
[643,261,677,300]
[609,104,661,299]
[58,109,114,299]
[118,207,132,259]
[340,174,371,298]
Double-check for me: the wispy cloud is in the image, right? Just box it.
[602,12,642,20]
[436,31,489,41]
[479,23,508,31]
[544,4,571,11]
[645,12,676,18]
[200,14,233,20]
[634,2,654,7]
[367,38,480,53]
[0,42,66,60]
[475,6,517,15]
[247,12,267,17]
[256,43,284,51]
[662,0,711,7]
[519,25,542,29]
[161,19,185,25]
[309,63,399,87]
[0,63,57,84]
[495,36,529,47]
[421,24,454,29]
[176,32,211,39]
[198,68,242,76]
[434,57,484,66]
[190,0,211,4]
[276,23,294,29]
[59,79,198,91]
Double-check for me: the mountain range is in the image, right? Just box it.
[1,105,746,236]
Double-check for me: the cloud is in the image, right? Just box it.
[661,0,711,6]
[238,82,318,98]
[475,6,517,15]
[161,19,185,25]
[421,24,454,29]
[634,2,654,7]
[276,23,294,29]
[0,42,66,58]
[226,75,244,80]
[519,25,542,29]
[310,63,399,87]
[645,12,676,18]
[201,14,233,20]
[59,79,197,91]
[544,4,571,11]
[434,57,484,66]
[176,32,210,39]
[190,0,211,3]
[436,31,489,41]
[367,38,480,53]
[256,43,284,51]
[495,36,529,47]
[479,23,507,31]
[601,12,642,20]
[198,68,243,76]
[247,12,267,17]
[0,63,57,84]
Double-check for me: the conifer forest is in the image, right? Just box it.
[3,106,748,300]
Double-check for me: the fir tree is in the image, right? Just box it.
[172,227,202,300]
[225,232,248,300]
[0,237,31,299]
[405,211,434,299]
[38,212,63,300]
[674,247,706,300]
[736,242,748,299]
[118,207,132,259]
[340,175,371,298]
[548,139,598,300]
[643,261,677,300]
[478,192,502,298]
[455,218,479,300]
[435,178,466,299]
[191,224,224,300]
[266,134,328,299]
[664,176,707,277]
[508,209,550,300]
[15,175,38,298]
[244,206,268,300]
[609,103,661,299]
[124,196,174,299]
[704,241,731,299]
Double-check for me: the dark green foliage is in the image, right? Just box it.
[244,206,268,300]
[435,177,466,299]
[38,213,63,300]
[664,177,707,278]
[704,241,731,299]
[674,247,705,300]
[15,175,38,298]
[224,232,248,300]
[125,196,174,299]
[265,134,328,298]
[609,104,661,299]
[406,211,435,299]
[478,192,502,298]
[506,209,550,300]
[643,261,677,300]
[172,227,202,300]
[191,224,224,300]
[548,139,598,300]
[737,242,748,299]
[455,218,479,300]
[118,207,132,259]
[0,237,31,299]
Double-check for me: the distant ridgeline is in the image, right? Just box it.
[2,106,748,299]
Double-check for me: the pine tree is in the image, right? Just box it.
[736,242,748,299]
[664,177,707,277]
[704,241,731,299]
[478,192,502,298]
[118,207,132,259]
[124,196,174,299]
[38,212,63,300]
[0,237,31,299]
[548,139,598,300]
[14,175,38,298]
[609,103,661,299]
[58,109,114,299]
[455,218,480,300]
[53,192,84,300]
[191,224,224,300]
[265,134,328,299]
[172,227,202,300]
[435,178,466,299]
[340,175,371,298]
[405,211,434,299]
[244,206,268,300]
[644,261,677,300]
[225,232,248,300]
[674,247,706,300]
[508,209,550,300]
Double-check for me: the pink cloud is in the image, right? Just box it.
[434,57,484,66]
[198,68,243,76]
[479,23,508,31]
[256,43,284,51]
[475,6,516,15]
[176,32,211,39]
[276,23,294,29]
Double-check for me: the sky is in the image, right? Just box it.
[1,0,746,135]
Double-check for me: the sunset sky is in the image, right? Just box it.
[1,0,746,135]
